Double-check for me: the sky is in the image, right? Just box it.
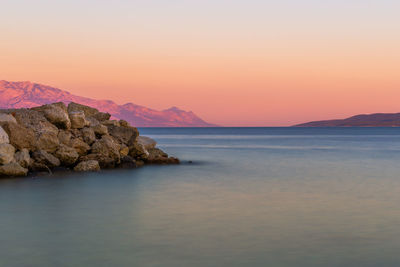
[1,0,399,126]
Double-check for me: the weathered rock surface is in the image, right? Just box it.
[0,113,17,123]
[14,149,31,168]
[0,162,28,177]
[69,111,89,129]
[0,122,36,150]
[0,102,178,178]
[32,102,71,129]
[32,150,60,168]
[74,160,100,172]
[55,144,79,166]
[0,144,15,165]
[137,136,157,149]
[0,126,9,144]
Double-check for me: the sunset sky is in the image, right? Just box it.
[1,0,399,126]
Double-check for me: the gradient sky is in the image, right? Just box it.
[1,0,399,126]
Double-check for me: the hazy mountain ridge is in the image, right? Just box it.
[294,113,400,127]
[0,80,216,127]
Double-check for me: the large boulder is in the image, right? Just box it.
[108,125,139,145]
[58,130,72,145]
[74,160,100,172]
[12,109,59,136]
[14,149,32,168]
[81,127,96,145]
[0,126,10,144]
[137,136,157,150]
[0,143,15,164]
[91,112,111,122]
[36,131,60,153]
[55,144,79,166]
[0,162,28,177]
[92,124,108,136]
[91,135,121,166]
[69,138,90,156]
[10,109,59,152]
[129,141,149,160]
[32,102,71,129]
[0,113,17,123]
[0,122,36,150]
[69,111,89,129]
[32,150,60,168]
[68,102,99,117]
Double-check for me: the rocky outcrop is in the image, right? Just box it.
[0,102,179,177]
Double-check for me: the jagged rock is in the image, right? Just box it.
[108,125,139,145]
[92,124,108,136]
[129,141,149,160]
[12,109,59,136]
[81,127,96,145]
[32,102,71,129]
[14,149,32,168]
[91,135,121,164]
[102,120,120,127]
[58,130,72,145]
[137,136,157,149]
[73,160,100,172]
[68,102,99,117]
[55,144,79,166]
[36,131,59,153]
[0,143,15,164]
[0,122,36,150]
[0,113,17,123]
[0,126,10,144]
[69,138,90,156]
[32,150,60,168]
[69,111,89,129]
[0,162,28,177]
[91,112,111,122]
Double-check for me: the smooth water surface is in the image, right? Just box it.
[1,127,400,266]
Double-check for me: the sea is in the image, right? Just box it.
[1,127,400,267]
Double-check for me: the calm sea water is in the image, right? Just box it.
[1,127,400,267]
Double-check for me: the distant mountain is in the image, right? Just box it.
[294,113,400,127]
[0,80,217,127]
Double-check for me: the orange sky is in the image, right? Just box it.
[1,0,400,126]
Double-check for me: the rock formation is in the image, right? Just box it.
[0,102,179,177]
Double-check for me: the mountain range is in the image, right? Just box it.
[294,113,400,127]
[0,80,216,127]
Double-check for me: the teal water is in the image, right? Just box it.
[1,127,400,266]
